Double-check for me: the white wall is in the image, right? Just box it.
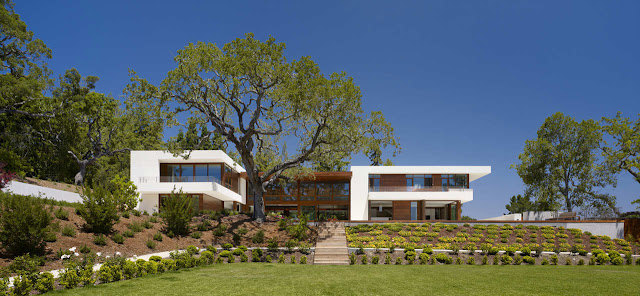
[482,213,523,221]
[138,193,159,213]
[2,181,82,203]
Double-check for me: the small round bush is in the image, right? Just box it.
[123,229,134,237]
[191,231,202,239]
[112,233,125,244]
[147,240,156,249]
[62,225,76,237]
[93,234,107,246]
[153,232,163,241]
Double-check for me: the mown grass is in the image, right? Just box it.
[50,264,640,296]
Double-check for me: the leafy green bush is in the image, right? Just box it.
[252,229,265,243]
[112,233,125,244]
[160,189,195,236]
[94,234,107,246]
[0,192,52,255]
[44,232,57,242]
[191,231,202,239]
[265,255,272,263]
[218,250,231,257]
[361,254,368,265]
[78,185,120,234]
[278,253,285,263]
[349,253,356,265]
[513,254,523,265]
[213,224,226,236]
[285,239,298,253]
[123,229,134,237]
[267,238,279,251]
[35,272,54,294]
[501,255,513,265]
[434,253,452,264]
[222,243,233,250]
[550,254,559,265]
[523,256,535,265]
[153,232,163,241]
[288,215,309,240]
[372,255,380,264]
[55,207,69,220]
[146,240,156,249]
[482,255,488,265]
[385,253,392,264]
[143,220,153,229]
[578,258,585,265]
[62,225,76,237]
[611,256,624,265]
[300,255,307,264]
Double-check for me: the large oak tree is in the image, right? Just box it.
[129,34,399,221]
[513,112,616,215]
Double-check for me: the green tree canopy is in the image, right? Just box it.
[129,33,399,220]
[601,112,640,208]
[513,112,616,214]
[0,0,53,118]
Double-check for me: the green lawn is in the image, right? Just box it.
[51,264,640,296]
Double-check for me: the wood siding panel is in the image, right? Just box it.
[433,174,442,187]
[393,201,411,220]
[202,196,224,211]
[380,174,406,187]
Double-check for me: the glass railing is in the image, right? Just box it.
[138,176,237,193]
[368,185,472,192]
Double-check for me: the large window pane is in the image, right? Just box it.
[195,165,208,182]
[168,164,180,182]
[333,182,349,201]
[317,182,332,201]
[300,182,315,201]
[208,164,221,182]
[180,165,193,182]
[301,206,316,220]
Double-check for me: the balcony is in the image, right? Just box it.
[369,185,472,192]
[368,185,473,202]
[135,175,242,203]
[138,176,236,192]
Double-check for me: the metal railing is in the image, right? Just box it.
[368,185,473,193]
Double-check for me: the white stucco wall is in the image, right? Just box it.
[2,181,82,203]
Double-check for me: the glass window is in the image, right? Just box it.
[168,164,180,182]
[369,175,380,192]
[195,165,208,182]
[316,182,332,201]
[300,182,315,201]
[301,206,316,220]
[318,205,348,220]
[208,164,221,182]
[180,165,193,182]
[369,201,392,219]
[333,182,349,201]
[425,175,433,187]
[411,201,418,220]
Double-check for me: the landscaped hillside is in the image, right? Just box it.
[0,194,316,273]
[346,223,639,265]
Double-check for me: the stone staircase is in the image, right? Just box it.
[313,222,349,265]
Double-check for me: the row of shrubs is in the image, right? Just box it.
[1,245,311,295]
[348,252,640,266]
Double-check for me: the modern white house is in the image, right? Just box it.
[131,150,491,221]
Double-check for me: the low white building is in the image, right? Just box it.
[131,150,491,221]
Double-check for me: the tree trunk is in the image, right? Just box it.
[74,161,87,186]
[252,188,266,222]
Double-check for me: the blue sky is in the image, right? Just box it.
[19,1,640,218]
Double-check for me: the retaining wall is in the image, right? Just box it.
[1,181,82,203]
